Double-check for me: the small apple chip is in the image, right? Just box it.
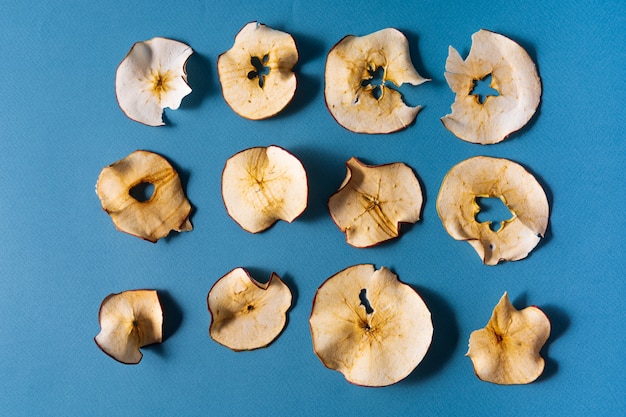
[221,145,308,233]
[208,268,292,351]
[467,292,551,384]
[441,29,541,144]
[218,22,298,119]
[115,37,193,126]
[328,157,423,247]
[325,28,429,134]
[436,156,549,265]
[95,289,163,364]
[309,264,433,387]
[96,150,193,242]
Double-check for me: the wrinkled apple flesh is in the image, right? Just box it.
[208,268,292,351]
[95,289,163,364]
[310,264,432,386]
[467,292,551,384]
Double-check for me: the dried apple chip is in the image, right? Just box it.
[221,145,308,233]
[115,37,193,126]
[95,289,163,364]
[441,29,541,144]
[208,268,292,351]
[328,157,423,247]
[467,292,551,384]
[436,156,549,265]
[309,264,433,387]
[325,28,429,134]
[218,22,298,119]
[96,150,193,242]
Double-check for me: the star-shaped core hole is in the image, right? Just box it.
[248,54,271,88]
[475,197,514,232]
[470,73,500,104]
[361,66,386,100]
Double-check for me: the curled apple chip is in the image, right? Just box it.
[328,157,423,248]
[441,29,541,144]
[309,264,433,387]
[218,22,298,119]
[208,268,292,351]
[436,156,549,265]
[95,289,163,364]
[221,145,307,233]
[325,28,429,134]
[467,292,551,384]
[115,37,193,126]
[96,150,193,242]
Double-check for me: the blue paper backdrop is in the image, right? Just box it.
[1,0,624,415]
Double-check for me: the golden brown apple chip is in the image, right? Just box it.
[436,156,549,265]
[218,22,298,120]
[441,29,541,144]
[328,157,423,247]
[116,37,193,126]
[208,268,292,351]
[309,264,433,387]
[96,150,192,242]
[325,28,429,134]
[95,289,163,364]
[221,145,308,233]
[467,292,551,384]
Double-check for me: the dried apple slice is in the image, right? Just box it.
[436,156,549,265]
[328,157,423,247]
[325,28,429,134]
[467,292,551,384]
[218,22,298,119]
[309,264,433,387]
[96,150,193,242]
[115,37,193,126]
[221,145,307,233]
[441,29,541,144]
[208,268,292,351]
[95,289,163,364]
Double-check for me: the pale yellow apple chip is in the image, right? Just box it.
[467,292,551,384]
[95,289,163,364]
[441,29,541,144]
[328,157,423,247]
[96,150,193,242]
[208,268,292,351]
[309,264,433,387]
[325,28,429,134]
[116,37,193,126]
[218,22,298,119]
[436,156,549,265]
[221,145,308,233]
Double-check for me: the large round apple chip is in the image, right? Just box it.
[218,22,298,120]
[467,292,551,384]
[95,289,163,365]
[115,37,193,126]
[441,29,541,144]
[324,28,429,134]
[221,145,308,233]
[208,268,292,351]
[436,156,549,265]
[328,157,423,248]
[309,264,433,387]
[96,150,193,242]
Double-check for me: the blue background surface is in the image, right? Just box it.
[1,1,624,415]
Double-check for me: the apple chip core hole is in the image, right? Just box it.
[247,54,270,88]
[129,181,155,202]
[475,197,514,232]
[470,73,500,104]
[360,66,385,100]
[359,288,374,314]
